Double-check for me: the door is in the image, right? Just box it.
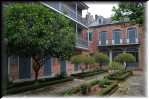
[113,30,120,44]
[19,56,31,79]
[100,32,107,45]
[43,56,52,76]
[128,28,136,43]
[60,58,66,74]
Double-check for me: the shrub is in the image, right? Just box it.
[97,81,118,96]
[80,84,88,95]
[93,52,109,69]
[71,53,95,72]
[114,52,136,70]
[109,61,124,73]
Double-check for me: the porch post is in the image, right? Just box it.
[109,49,112,62]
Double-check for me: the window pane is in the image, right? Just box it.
[10,56,18,65]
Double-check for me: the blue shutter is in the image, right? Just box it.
[60,58,66,74]
[19,56,31,79]
[43,56,52,76]
[100,32,107,45]
[113,30,120,44]
[128,28,136,43]
[89,32,93,41]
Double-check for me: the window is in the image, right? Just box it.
[88,32,93,41]
[100,31,107,45]
[127,27,137,43]
[9,56,18,65]
[112,29,121,44]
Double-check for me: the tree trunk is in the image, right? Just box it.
[35,70,39,81]
[99,64,102,70]
[32,56,41,81]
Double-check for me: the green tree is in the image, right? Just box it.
[112,2,145,25]
[3,2,75,80]
[71,53,95,72]
[93,52,109,70]
[114,52,136,70]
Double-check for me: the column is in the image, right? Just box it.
[109,49,112,62]
[2,38,8,96]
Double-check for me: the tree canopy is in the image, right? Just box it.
[112,2,145,25]
[114,52,136,63]
[3,2,75,59]
[93,52,109,65]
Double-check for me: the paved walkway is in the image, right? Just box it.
[9,72,108,97]
[111,71,146,97]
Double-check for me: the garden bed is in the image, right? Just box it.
[71,70,106,79]
[7,76,73,94]
[60,78,118,96]
[106,71,133,81]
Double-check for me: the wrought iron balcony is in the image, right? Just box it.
[97,38,140,46]
[43,2,87,26]
[75,37,88,49]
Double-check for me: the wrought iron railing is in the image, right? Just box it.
[97,38,139,46]
[44,2,87,26]
[76,37,88,49]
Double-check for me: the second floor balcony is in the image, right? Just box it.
[75,37,88,50]
[42,1,87,27]
[97,38,140,46]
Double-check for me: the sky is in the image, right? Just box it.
[82,2,119,18]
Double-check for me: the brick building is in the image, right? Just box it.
[7,2,144,83]
[87,22,144,70]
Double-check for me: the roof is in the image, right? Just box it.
[89,21,129,28]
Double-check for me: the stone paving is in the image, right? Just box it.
[10,72,108,97]
[111,71,146,97]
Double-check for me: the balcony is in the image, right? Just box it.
[75,38,88,49]
[43,2,87,26]
[97,38,139,46]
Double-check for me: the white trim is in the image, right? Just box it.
[106,40,108,45]
[41,2,88,28]
[99,41,101,45]
[127,39,129,43]
[136,38,138,43]
[112,40,114,44]
[120,39,122,44]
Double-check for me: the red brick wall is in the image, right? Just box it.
[88,30,98,53]
[9,64,19,81]
[66,61,74,76]
[52,58,60,75]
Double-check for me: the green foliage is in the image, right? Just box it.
[70,54,82,65]
[93,52,109,65]
[109,61,124,71]
[112,2,144,25]
[80,84,88,95]
[3,2,75,59]
[71,53,95,71]
[97,81,118,96]
[114,52,136,63]
[83,54,95,65]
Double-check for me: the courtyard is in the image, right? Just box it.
[6,70,145,97]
